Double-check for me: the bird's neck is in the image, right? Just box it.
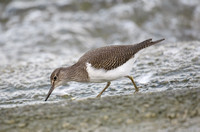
[63,63,89,82]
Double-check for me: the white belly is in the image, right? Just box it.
[86,57,136,83]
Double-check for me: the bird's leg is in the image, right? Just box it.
[96,82,111,98]
[126,76,139,93]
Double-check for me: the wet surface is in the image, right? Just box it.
[0,87,200,132]
[0,0,200,108]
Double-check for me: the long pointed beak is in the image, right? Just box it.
[45,84,55,101]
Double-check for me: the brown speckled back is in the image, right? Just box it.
[77,38,164,70]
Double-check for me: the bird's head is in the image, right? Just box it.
[45,67,69,101]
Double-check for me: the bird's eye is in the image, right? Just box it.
[53,76,57,81]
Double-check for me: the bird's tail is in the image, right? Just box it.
[134,38,165,53]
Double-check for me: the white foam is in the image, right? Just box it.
[136,72,153,84]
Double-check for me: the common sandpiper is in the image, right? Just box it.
[45,38,165,101]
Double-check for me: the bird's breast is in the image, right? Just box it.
[86,57,136,83]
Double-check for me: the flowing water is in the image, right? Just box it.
[0,0,200,108]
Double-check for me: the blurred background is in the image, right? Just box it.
[0,0,200,107]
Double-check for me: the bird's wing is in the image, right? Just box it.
[78,38,165,70]
[78,45,134,70]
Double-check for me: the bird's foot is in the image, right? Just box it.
[96,94,101,98]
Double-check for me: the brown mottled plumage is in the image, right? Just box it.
[78,38,164,70]
[45,38,165,101]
